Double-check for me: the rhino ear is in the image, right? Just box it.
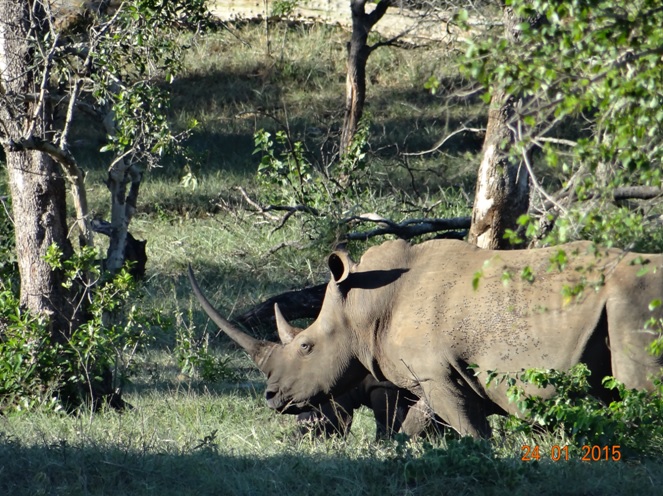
[328,250,355,284]
[274,304,299,344]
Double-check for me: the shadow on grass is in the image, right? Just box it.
[160,63,485,177]
[1,432,661,496]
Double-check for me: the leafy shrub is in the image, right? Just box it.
[255,118,370,203]
[0,244,156,412]
[493,364,663,456]
[175,311,238,382]
[0,284,62,411]
[254,129,325,208]
[252,119,379,248]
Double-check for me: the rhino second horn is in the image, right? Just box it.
[187,265,274,369]
[274,303,299,344]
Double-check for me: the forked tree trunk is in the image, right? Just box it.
[340,0,391,156]
[468,6,530,249]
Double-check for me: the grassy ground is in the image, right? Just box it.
[3,385,663,495]
[3,347,663,496]
[2,20,663,495]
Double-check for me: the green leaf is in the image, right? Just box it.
[472,270,483,291]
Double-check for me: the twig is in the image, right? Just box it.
[234,187,320,227]
[268,241,305,255]
[403,126,485,157]
[235,186,278,221]
[0,196,13,226]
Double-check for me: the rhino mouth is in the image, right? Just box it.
[265,388,329,414]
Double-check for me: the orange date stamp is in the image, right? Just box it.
[521,445,621,462]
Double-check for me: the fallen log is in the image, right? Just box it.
[233,283,327,333]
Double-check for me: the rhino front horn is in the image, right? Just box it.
[274,303,300,344]
[187,265,274,369]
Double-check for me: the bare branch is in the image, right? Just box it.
[403,126,485,157]
[346,216,471,241]
[612,187,663,202]
[364,0,392,29]
[540,186,663,213]
[533,136,577,147]
[517,130,567,218]
[235,186,280,221]
[234,186,320,229]
[26,30,60,139]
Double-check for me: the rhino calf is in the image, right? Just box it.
[296,374,442,439]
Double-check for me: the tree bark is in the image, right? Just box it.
[467,6,530,249]
[0,1,78,336]
[6,150,77,336]
[340,0,391,156]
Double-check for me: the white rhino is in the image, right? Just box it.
[189,239,663,437]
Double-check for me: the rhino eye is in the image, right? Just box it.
[299,342,312,354]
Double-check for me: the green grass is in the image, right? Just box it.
[3,19,663,495]
[3,387,663,495]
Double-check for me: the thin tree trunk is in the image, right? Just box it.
[340,0,391,156]
[103,111,143,274]
[468,6,531,249]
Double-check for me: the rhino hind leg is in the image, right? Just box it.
[422,378,494,439]
[606,297,663,391]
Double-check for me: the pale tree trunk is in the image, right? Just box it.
[102,111,144,274]
[340,0,391,156]
[468,6,531,249]
[0,1,79,336]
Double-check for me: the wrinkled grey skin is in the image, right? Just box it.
[189,239,663,438]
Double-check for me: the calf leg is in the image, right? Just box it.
[400,397,442,438]
[296,394,357,437]
[367,384,409,439]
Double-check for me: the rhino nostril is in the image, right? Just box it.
[265,389,277,402]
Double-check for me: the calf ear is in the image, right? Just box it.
[328,250,355,284]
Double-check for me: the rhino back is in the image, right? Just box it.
[342,239,662,413]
